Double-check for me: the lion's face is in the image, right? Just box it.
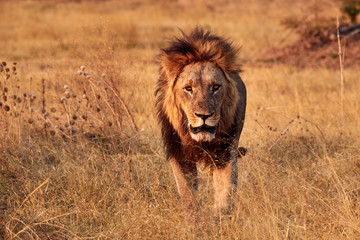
[175,61,227,142]
[158,28,241,145]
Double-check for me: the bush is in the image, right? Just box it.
[341,0,360,24]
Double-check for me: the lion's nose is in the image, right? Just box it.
[195,112,214,120]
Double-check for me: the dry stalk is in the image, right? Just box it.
[120,212,143,240]
[106,79,139,133]
[336,17,345,131]
[8,178,49,234]
[299,116,325,139]
[269,116,298,150]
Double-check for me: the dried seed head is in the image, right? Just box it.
[84,72,90,77]
[30,94,36,101]
[107,121,112,127]
[82,114,87,120]
[50,130,56,136]
[96,107,100,112]
[28,118,34,124]
[13,62,17,65]
[72,114,77,120]
[4,87,8,92]
[14,111,19,117]
[41,108,46,114]
[72,93,77,98]
[51,107,56,113]
[60,97,66,103]
[12,66,16,72]
[70,120,75,125]
[3,96,7,102]
[77,70,83,75]
[2,61,6,67]
[66,93,71,99]
[4,105,10,111]
[77,99,82,103]
[65,123,69,128]
[96,94,101,99]
[80,66,85,71]
[6,74,10,79]
[64,84,69,90]
[102,73,107,78]
[5,68,9,72]
[0,102,2,107]
[29,107,34,112]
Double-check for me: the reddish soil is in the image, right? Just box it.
[257,29,360,69]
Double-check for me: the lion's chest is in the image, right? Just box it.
[181,139,232,167]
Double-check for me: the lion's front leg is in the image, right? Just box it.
[169,158,198,210]
[208,155,238,212]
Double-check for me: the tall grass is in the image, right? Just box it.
[1,0,359,239]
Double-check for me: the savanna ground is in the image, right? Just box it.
[1,0,360,239]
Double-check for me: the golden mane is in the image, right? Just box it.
[159,27,241,83]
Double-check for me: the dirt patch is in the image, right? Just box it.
[257,29,360,69]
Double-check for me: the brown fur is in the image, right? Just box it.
[155,27,246,210]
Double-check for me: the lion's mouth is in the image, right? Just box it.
[189,125,216,134]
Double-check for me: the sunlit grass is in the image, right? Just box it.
[1,0,359,239]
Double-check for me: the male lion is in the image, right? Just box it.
[156,27,246,211]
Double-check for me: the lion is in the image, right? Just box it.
[155,27,246,211]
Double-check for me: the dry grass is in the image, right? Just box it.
[1,0,360,239]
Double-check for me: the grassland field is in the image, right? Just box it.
[1,0,360,239]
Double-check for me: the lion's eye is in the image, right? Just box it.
[212,84,221,92]
[184,86,193,93]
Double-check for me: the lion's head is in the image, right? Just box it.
[156,28,241,143]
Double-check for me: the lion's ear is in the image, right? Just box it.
[160,50,187,86]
